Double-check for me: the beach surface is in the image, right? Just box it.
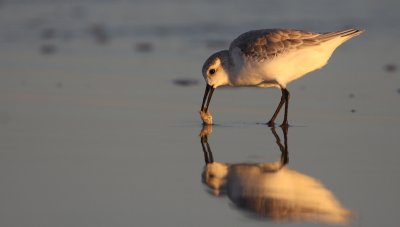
[1,0,399,226]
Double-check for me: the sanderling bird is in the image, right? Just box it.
[200,28,364,126]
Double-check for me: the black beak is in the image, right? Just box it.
[201,84,215,112]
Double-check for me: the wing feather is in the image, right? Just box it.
[229,28,363,62]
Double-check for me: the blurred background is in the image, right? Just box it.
[0,0,399,227]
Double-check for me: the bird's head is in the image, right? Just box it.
[202,50,230,88]
[200,50,231,113]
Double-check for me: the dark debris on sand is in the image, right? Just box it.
[173,79,199,87]
[40,44,57,55]
[41,28,56,40]
[89,23,110,44]
[384,64,397,73]
[135,42,153,53]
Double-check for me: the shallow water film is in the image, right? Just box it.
[1,0,400,226]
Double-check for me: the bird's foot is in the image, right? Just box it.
[267,120,276,127]
[280,122,289,131]
[267,120,289,129]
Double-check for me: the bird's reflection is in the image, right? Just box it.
[200,125,352,224]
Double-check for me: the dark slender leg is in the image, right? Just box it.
[267,88,286,126]
[281,88,290,127]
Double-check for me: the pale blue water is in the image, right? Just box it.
[1,0,400,226]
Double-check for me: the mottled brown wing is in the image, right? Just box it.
[229,29,322,61]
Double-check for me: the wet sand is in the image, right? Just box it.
[1,0,400,226]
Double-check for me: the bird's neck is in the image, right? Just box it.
[219,50,235,86]
[223,52,246,86]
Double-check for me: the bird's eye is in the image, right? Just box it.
[209,69,216,75]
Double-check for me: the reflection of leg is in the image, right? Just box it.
[280,126,289,165]
[270,126,289,167]
[271,127,285,153]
